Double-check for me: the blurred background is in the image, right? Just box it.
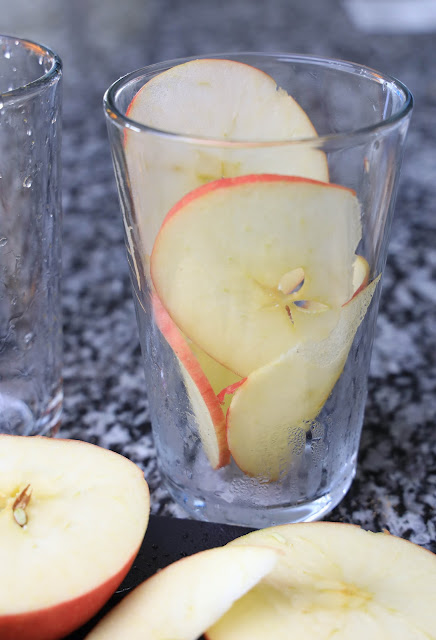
[1,0,435,543]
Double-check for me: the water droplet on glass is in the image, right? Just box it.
[0,237,7,247]
[22,176,32,188]
[38,55,43,65]
[26,128,32,136]
[4,50,11,60]
[24,332,33,344]
[0,101,3,110]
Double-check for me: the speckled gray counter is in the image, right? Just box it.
[3,0,436,550]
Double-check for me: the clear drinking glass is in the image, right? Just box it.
[0,36,62,436]
[104,53,412,527]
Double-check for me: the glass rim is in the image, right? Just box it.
[0,34,62,104]
[103,51,413,147]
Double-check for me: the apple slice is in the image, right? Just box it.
[207,522,436,639]
[299,254,369,310]
[152,293,232,468]
[125,58,329,260]
[151,174,362,377]
[0,435,149,640]
[226,277,379,480]
[352,254,370,297]
[85,545,279,640]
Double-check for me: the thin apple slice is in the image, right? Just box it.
[151,175,362,377]
[125,58,328,260]
[352,254,370,297]
[152,294,231,468]
[299,254,369,310]
[188,339,242,416]
[227,277,379,480]
[207,522,436,639]
[0,435,149,640]
[85,545,279,640]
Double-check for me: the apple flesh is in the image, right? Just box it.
[152,293,232,468]
[0,435,149,640]
[151,174,362,377]
[226,277,379,479]
[207,522,436,639]
[125,58,329,260]
[85,545,279,640]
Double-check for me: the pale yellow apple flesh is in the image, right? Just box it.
[152,293,232,468]
[151,174,362,377]
[207,522,436,639]
[124,58,329,261]
[85,545,279,640]
[226,277,379,480]
[0,436,149,640]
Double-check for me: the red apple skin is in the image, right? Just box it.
[152,293,230,468]
[217,379,246,405]
[0,552,139,640]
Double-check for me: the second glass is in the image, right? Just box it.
[104,53,412,527]
[0,36,62,437]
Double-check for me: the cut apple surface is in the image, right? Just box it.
[124,57,328,260]
[226,277,379,479]
[207,522,436,639]
[85,545,279,640]
[152,293,232,468]
[151,174,362,377]
[0,435,149,640]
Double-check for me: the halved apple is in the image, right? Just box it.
[207,522,436,639]
[85,545,279,640]
[151,174,362,377]
[0,435,149,640]
[124,58,329,260]
[226,277,379,479]
[152,294,232,468]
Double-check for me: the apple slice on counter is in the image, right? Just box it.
[226,276,379,480]
[151,174,362,378]
[125,57,329,260]
[152,293,234,468]
[0,435,149,640]
[85,545,279,640]
[207,522,436,639]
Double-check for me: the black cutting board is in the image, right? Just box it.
[66,515,253,639]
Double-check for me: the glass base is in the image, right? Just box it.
[0,388,62,437]
[162,467,355,528]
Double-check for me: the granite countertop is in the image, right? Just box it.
[3,0,436,551]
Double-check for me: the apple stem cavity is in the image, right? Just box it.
[13,484,32,528]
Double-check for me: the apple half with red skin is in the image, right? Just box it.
[124,58,329,262]
[151,174,362,378]
[152,293,234,468]
[206,522,436,639]
[85,545,279,640]
[0,435,149,640]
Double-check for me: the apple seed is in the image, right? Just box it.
[12,484,32,527]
